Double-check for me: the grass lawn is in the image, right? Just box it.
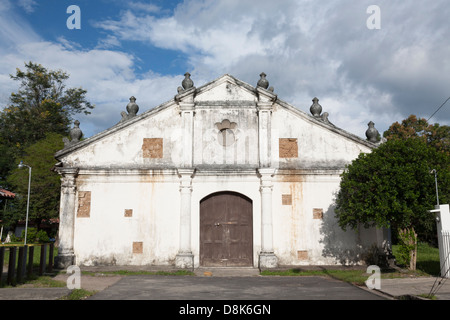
[1,243,58,269]
[407,242,440,276]
[262,242,441,286]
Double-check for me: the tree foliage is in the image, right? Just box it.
[0,62,94,183]
[335,138,449,242]
[336,116,449,270]
[0,62,93,231]
[6,132,64,225]
[384,115,449,155]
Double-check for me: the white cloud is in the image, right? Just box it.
[17,0,37,13]
[128,1,161,14]
[95,35,122,49]
[1,0,449,139]
[0,2,40,48]
[0,36,183,137]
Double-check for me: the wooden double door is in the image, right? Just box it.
[200,192,253,267]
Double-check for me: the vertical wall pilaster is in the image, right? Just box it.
[258,168,278,269]
[175,168,195,269]
[55,168,78,269]
[257,101,273,168]
[179,102,195,168]
[256,84,278,268]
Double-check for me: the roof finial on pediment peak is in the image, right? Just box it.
[366,121,380,143]
[177,72,195,94]
[126,96,139,116]
[119,96,139,123]
[257,72,269,89]
[310,97,322,117]
[63,120,83,148]
[182,72,194,90]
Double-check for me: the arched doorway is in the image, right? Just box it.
[200,191,253,267]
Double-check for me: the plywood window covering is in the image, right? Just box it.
[77,191,91,218]
[142,138,163,158]
[279,138,298,158]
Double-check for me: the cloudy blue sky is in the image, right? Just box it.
[0,0,449,139]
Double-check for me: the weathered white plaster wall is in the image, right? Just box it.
[193,108,259,166]
[56,74,385,268]
[272,173,375,266]
[271,106,373,169]
[74,171,180,266]
[62,104,184,168]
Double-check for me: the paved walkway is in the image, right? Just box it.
[376,277,450,299]
[1,266,450,300]
[89,273,383,300]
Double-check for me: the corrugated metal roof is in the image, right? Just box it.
[0,188,15,199]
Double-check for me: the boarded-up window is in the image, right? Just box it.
[133,242,143,254]
[142,138,163,158]
[313,208,323,219]
[279,138,298,158]
[77,191,91,218]
[282,194,292,205]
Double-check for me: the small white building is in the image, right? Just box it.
[54,73,387,269]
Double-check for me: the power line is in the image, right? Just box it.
[427,96,450,122]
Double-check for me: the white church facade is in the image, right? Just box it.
[54,73,387,269]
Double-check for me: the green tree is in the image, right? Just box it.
[0,62,94,183]
[335,138,449,270]
[384,115,450,155]
[6,132,65,229]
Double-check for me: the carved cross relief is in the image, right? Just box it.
[215,119,237,147]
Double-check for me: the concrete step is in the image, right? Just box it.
[194,267,261,277]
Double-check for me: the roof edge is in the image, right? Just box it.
[55,73,377,159]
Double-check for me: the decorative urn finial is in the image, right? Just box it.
[70,120,82,142]
[126,96,139,116]
[310,97,322,117]
[182,72,194,90]
[366,121,379,143]
[257,72,269,89]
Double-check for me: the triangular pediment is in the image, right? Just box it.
[194,74,262,105]
[55,73,376,169]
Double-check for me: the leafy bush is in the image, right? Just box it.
[396,228,417,269]
[21,227,50,243]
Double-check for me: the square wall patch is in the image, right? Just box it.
[124,209,133,217]
[142,138,163,158]
[133,242,143,254]
[282,194,292,205]
[297,250,308,260]
[77,191,91,218]
[313,208,323,219]
[279,138,298,158]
